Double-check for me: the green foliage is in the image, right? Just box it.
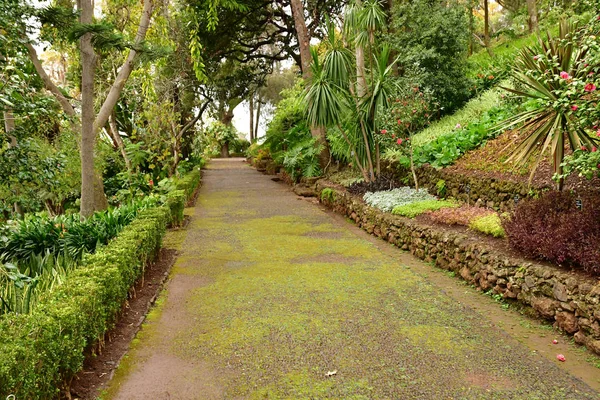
[410,87,505,146]
[386,0,472,113]
[363,187,436,212]
[435,180,447,198]
[0,168,201,398]
[320,188,335,203]
[281,138,323,181]
[166,190,186,227]
[201,121,240,157]
[392,200,458,218]
[397,105,514,169]
[558,148,600,180]
[469,213,506,238]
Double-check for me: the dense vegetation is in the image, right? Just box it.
[1,0,600,395]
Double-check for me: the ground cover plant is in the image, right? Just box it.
[391,199,458,218]
[409,88,505,147]
[427,204,494,226]
[469,213,506,238]
[503,191,600,276]
[363,187,436,212]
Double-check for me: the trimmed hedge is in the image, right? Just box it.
[175,168,201,201]
[0,170,200,399]
[392,199,458,218]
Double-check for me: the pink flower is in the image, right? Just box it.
[149,179,154,186]
[412,109,417,114]
[397,119,402,125]
[533,55,539,61]
[589,72,595,77]
[593,146,598,152]
[380,129,387,134]
[397,138,403,145]
[571,105,578,111]
[585,83,597,92]
[455,123,462,129]
[557,354,566,362]
[560,71,571,79]
[597,129,600,137]
[581,146,587,151]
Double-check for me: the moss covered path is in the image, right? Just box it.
[107,159,598,399]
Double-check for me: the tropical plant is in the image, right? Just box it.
[497,19,600,189]
[304,6,398,183]
[281,138,324,181]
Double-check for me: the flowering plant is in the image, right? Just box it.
[498,18,600,189]
[377,86,438,189]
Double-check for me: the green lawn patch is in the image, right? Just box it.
[392,200,458,218]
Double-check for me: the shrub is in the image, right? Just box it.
[0,168,201,398]
[166,190,186,227]
[503,191,600,275]
[363,187,436,212]
[347,172,400,196]
[392,200,458,218]
[428,205,493,226]
[469,213,506,238]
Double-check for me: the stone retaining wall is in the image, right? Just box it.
[387,163,542,212]
[316,181,600,356]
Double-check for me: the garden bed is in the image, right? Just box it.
[0,169,202,399]
[313,180,600,356]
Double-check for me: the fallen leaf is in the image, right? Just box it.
[326,370,338,377]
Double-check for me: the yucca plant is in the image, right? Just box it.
[498,20,600,189]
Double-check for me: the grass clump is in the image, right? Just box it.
[469,213,506,238]
[363,187,436,212]
[392,200,458,218]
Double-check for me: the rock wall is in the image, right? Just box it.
[387,163,542,212]
[316,181,600,356]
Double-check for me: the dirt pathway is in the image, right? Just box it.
[105,159,599,399]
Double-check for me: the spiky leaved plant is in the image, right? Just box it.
[499,20,600,190]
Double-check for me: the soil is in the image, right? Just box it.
[447,130,600,194]
[67,220,191,399]
[102,158,599,399]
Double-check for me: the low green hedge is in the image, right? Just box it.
[469,213,506,238]
[0,170,200,399]
[175,168,201,201]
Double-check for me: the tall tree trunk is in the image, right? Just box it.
[254,97,261,142]
[3,110,16,147]
[355,0,367,98]
[526,0,538,33]
[93,0,154,133]
[483,0,494,56]
[289,0,330,172]
[108,110,132,171]
[79,0,97,218]
[468,4,474,55]
[220,108,234,158]
[4,110,21,215]
[248,94,255,142]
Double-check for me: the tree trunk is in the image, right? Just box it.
[483,0,494,56]
[93,0,154,133]
[290,0,313,79]
[3,110,17,147]
[254,97,261,142]
[526,0,538,33]
[289,0,331,171]
[109,110,132,171]
[468,5,474,55]
[248,94,255,142]
[79,0,97,218]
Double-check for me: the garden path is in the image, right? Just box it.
[106,158,599,399]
